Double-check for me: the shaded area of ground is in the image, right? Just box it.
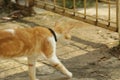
[109,45,120,58]
[0,8,120,80]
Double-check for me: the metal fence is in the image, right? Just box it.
[36,0,118,32]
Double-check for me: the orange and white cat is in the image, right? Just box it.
[0,23,73,80]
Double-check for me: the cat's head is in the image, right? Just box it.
[54,21,74,40]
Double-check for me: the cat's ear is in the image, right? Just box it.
[54,21,58,28]
[54,21,62,28]
[64,23,74,34]
[54,21,74,34]
[54,21,64,34]
[54,18,65,28]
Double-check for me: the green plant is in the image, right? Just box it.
[57,0,95,9]
[4,0,11,5]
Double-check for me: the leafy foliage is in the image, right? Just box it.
[57,0,95,9]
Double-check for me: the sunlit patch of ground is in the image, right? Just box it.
[0,8,119,80]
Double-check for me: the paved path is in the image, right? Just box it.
[0,9,119,80]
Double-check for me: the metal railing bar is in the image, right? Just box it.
[38,0,117,31]
[108,0,111,26]
[116,0,120,42]
[38,0,116,24]
[73,0,76,16]
[99,0,116,5]
[96,0,99,24]
[36,2,117,32]
[53,0,56,10]
[44,0,46,8]
[84,0,87,19]
[63,0,66,12]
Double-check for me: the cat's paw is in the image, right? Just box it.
[66,71,73,78]
[36,78,39,80]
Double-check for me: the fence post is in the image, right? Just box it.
[117,0,120,44]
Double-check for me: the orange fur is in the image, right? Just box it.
[0,27,52,58]
[0,25,73,80]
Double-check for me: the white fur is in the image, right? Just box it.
[48,36,56,50]
[47,36,59,63]
[4,29,15,35]
[47,36,72,78]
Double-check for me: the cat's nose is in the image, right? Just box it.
[64,34,71,39]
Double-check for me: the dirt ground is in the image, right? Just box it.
[0,8,120,80]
